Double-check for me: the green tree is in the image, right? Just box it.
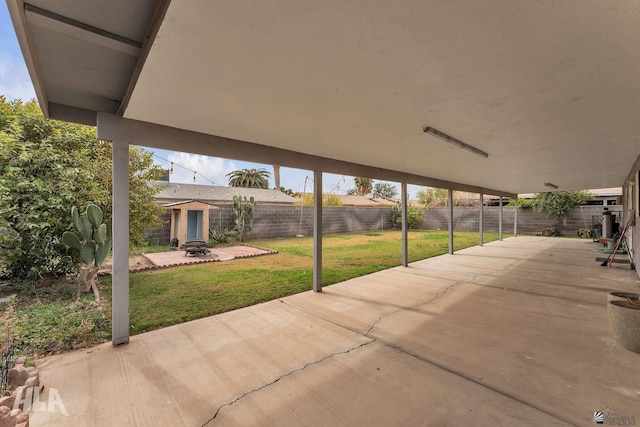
[227,168,271,189]
[354,177,372,196]
[92,141,166,246]
[416,187,448,208]
[0,97,165,280]
[529,191,594,220]
[373,183,398,199]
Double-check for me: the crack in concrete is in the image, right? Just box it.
[200,339,375,426]
[363,278,467,337]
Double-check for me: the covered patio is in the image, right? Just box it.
[6,1,640,425]
[31,237,639,425]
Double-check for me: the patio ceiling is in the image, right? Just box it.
[8,0,640,194]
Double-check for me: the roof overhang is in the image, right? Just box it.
[8,0,640,195]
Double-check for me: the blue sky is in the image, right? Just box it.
[0,4,423,197]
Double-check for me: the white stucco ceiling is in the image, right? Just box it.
[122,0,640,194]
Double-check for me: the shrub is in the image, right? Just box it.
[391,202,424,229]
[209,227,238,246]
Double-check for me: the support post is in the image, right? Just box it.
[313,171,322,292]
[514,194,518,237]
[448,189,454,254]
[499,196,503,240]
[479,192,483,246]
[111,138,130,346]
[401,182,408,267]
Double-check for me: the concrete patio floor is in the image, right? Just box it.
[31,236,640,426]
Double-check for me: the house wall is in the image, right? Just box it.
[622,155,640,276]
[145,204,619,244]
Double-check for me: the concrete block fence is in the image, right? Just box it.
[145,204,622,244]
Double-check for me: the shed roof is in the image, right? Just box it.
[161,200,220,209]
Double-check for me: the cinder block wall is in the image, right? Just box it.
[419,205,620,235]
[145,204,621,244]
[249,206,392,239]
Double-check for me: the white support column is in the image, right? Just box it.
[499,196,503,241]
[514,194,518,237]
[448,189,454,254]
[401,182,408,267]
[313,171,323,292]
[111,139,130,346]
[479,192,484,246]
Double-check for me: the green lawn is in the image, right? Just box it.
[4,230,509,355]
[108,230,508,334]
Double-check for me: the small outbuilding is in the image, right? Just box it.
[163,200,220,245]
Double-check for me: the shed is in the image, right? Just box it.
[162,200,220,245]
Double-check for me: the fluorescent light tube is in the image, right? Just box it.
[423,127,489,158]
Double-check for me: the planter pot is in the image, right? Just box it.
[607,291,640,303]
[608,300,640,354]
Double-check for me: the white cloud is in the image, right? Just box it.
[166,152,237,186]
[0,54,36,102]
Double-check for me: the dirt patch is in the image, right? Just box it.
[99,255,154,275]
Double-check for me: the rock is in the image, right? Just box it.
[0,396,14,409]
[15,423,29,427]
[7,367,28,388]
[0,408,27,427]
[24,368,35,375]
[14,411,28,424]
[15,357,26,367]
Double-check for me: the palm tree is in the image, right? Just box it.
[227,168,271,189]
[354,177,372,196]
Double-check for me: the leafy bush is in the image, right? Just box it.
[209,227,238,245]
[294,193,343,206]
[391,202,424,229]
[323,194,343,206]
[511,191,594,220]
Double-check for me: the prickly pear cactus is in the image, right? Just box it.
[62,204,112,302]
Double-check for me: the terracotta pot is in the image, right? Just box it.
[607,300,640,354]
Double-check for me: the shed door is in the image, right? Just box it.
[187,210,203,240]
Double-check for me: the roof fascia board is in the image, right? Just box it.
[6,0,49,115]
[117,0,172,116]
[49,103,97,126]
[98,113,516,198]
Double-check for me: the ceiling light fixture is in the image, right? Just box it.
[544,182,558,189]
[423,126,489,158]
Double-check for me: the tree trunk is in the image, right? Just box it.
[273,165,281,190]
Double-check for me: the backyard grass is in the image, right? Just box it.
[108,230,509,334]
[3,230,509,356]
